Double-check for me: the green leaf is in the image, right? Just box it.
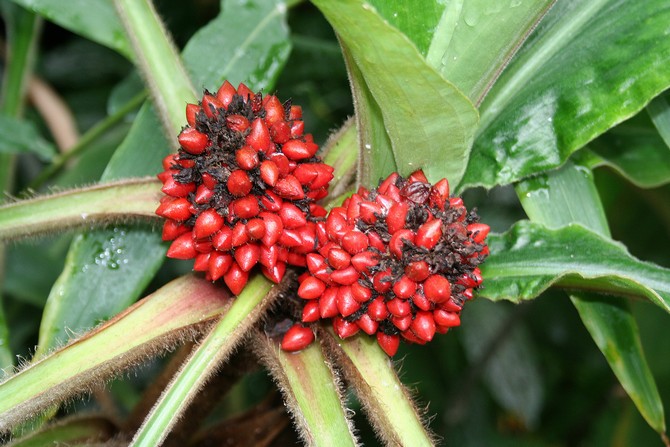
[460,300,544,428]
[130,275,274,447]
[9,0,133,59]
[426,0,555,104]
[322,330,434,446]
[37,0,291,354]
[341,47,396,187]
[586,113,670,188]
[313,0,479,186]
[0,275,230,430]
[516,160,666,434]
[571,293,666,434]
[0,179,159,241]
[254,332,357,446]
[364,0,445,56]
[481,221,670,313]
[182,0,291,92]
[461,0,670,190]
[647,91,670,149]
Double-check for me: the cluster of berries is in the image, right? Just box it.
[285,171,489,356]
[156,81,489,356]
[156,81,333,294]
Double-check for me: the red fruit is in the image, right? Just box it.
[193,252,211,272]
[341,230,368,255]
[236,146,259,170]
[223,263,249,295]
[433,309,460,327]
[423,275,451,303]
[326,211,348,240]
[389,229,414,259]
[212,227,233,251]
[260,190,283,212]
[161,176,196,197]
[167,233,196,259]
[274,175,305,200]
[330,266,359,286]
[270,120,291,144]
[336,286,359,317]
[178,128,209,155]
[234,244,260,271]
[157,197,192,221]
[162,219,189,241]
[333,317,359,339]
[405,261,430,282]
[298,277,326,299]
[260,160,279,187]
[392,315,412,331]
[231,196,260,219]
[246,118,272,152]
[372,269,393,293]
[194,184,214,204]
[411,311,436,342]
[208,252,233,281]
[261,262,286,283]
[386,202,409,234]
[260,212,283,247]
[227,170,253,196]
[236,83,254,102]
[467,223,490,244]
[246,218,266,240]
[302,301,320,323]
[215,80,236,107]
[368,297,389,321]
[351,251,379,272]
[282,139,314,160]
[377,333,400,356]
[357,314,379,335]
[392,275,417,299]
[185,103,200,127]
[281,324,315,352]
[226,114,250,132]
[319,288,339,318]
[415,219,442,249]
[328,248,351,270]
[279,203,307,229]
[359,201,382,224]
[387,298,411,317]
[412,292,432,311]
[351,282,373,303]
[231,221,250,247]
[259,244,278,269]
[194,209,224,239]
[202,94,223,118]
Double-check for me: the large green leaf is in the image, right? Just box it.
[586,113,670,188]
[461,0,670,190]
[481,221,670,313]
[313,0,479,187]
[37,0,291,354]
[647,91,670,149]
[9,0,133,59]
[516,160,666,434]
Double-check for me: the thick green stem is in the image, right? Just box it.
[0,178,160,241]
[130,275,276,447]
[114,0,196,140]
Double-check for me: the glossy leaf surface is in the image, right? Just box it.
[482,221,670,313]
[314,0,478,187]
[461,0,670,190]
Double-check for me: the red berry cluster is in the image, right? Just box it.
[156,81,334,294]
[284,170,489,356]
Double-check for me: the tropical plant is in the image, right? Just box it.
[0,0,669,445]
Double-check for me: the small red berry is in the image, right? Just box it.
[281,324,315,352]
